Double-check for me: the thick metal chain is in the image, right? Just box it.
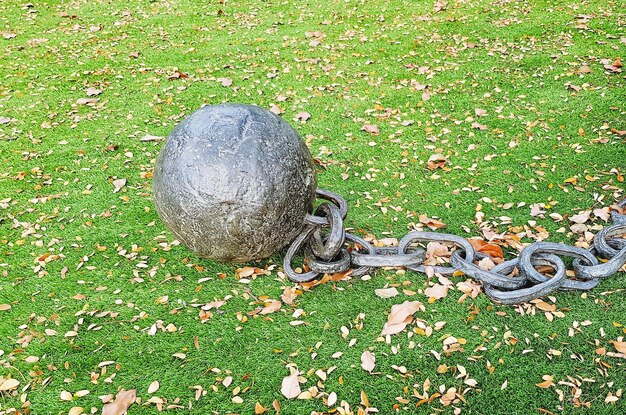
[284,189,626,305]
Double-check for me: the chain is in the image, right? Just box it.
[283,189,626,305]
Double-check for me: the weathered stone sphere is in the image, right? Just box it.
[153,104,317,262]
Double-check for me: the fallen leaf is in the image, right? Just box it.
[112,178,126,193]
[76,97,99,105]
[471,122,487,130]
[281,287,298,305]
[361,350,375,373]
[327,391,337,406]
[86,87,102,96]
[570,210,591,224]
[254,401,268,414]
[381,301,423,336]
[102,389,136,415]
[280,372,301,399]
[611,340,626,354]
[362,124,379,134]
[217,77,232,87]
[140,134,163,142]
[0,378,20,391]
[434,0,447,12]
[530,204,545,218]
[259,300,282,315]
[374,287,399,299]
[295,111,310,122]
[148,381,159,394]
[0,304,11,311]
[0,116,11,125]
[68,407,84,415]
[425,284,448,300]
[536,375,554,389]
[60,390,73,401]
[419,214,446,230]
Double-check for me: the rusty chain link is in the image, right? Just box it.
[283,189,626,305]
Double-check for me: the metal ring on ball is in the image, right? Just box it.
[305,189,348,227]
[308,203,345,261]
[283,226,320,283]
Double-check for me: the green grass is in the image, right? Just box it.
[1,0,625,414]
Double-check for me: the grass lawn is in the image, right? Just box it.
[1,0,625,414]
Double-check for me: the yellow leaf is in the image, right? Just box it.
[254,402,267,414]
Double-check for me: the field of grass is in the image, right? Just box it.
[1,0,625,414]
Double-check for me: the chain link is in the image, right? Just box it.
[284,189,626,304]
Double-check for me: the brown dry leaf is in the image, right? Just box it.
[0,116,12,125]
[86,87,102,96]
[434,0,448,12]
[0,378,20,391]
[361,350,375,373]
[112,178,126,193]
[76,97,99,105]
[611,128,626,136]
[424,284,448,300]
[102,389,136,415]
[424,242,451,265]
[593,207,611,221]
[570,210,591,224]
[427,153,448,170]
[60,390,73,401]
[456,279,482,299]
[281,287,298,305]
[0,304,11,311]
[380,301,423,336]
[471,122,487,130]
[260,300,282,315]
[280,372,301,399]
[68,407,84,415]
[362,124,379,134]
[418,214,446,230]
[611,340,626,354]
[217,77,232,87]
[295,112,311,122]
[140,134,163,142]
[272,399,281,412]
[530,204,545,218]
[374,287,399,299]
[147,381,159,394]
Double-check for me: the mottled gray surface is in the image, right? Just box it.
[153,104,317,262]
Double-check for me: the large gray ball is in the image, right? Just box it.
[153,104,317,262]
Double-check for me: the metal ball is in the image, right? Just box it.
[153,103,317,262]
